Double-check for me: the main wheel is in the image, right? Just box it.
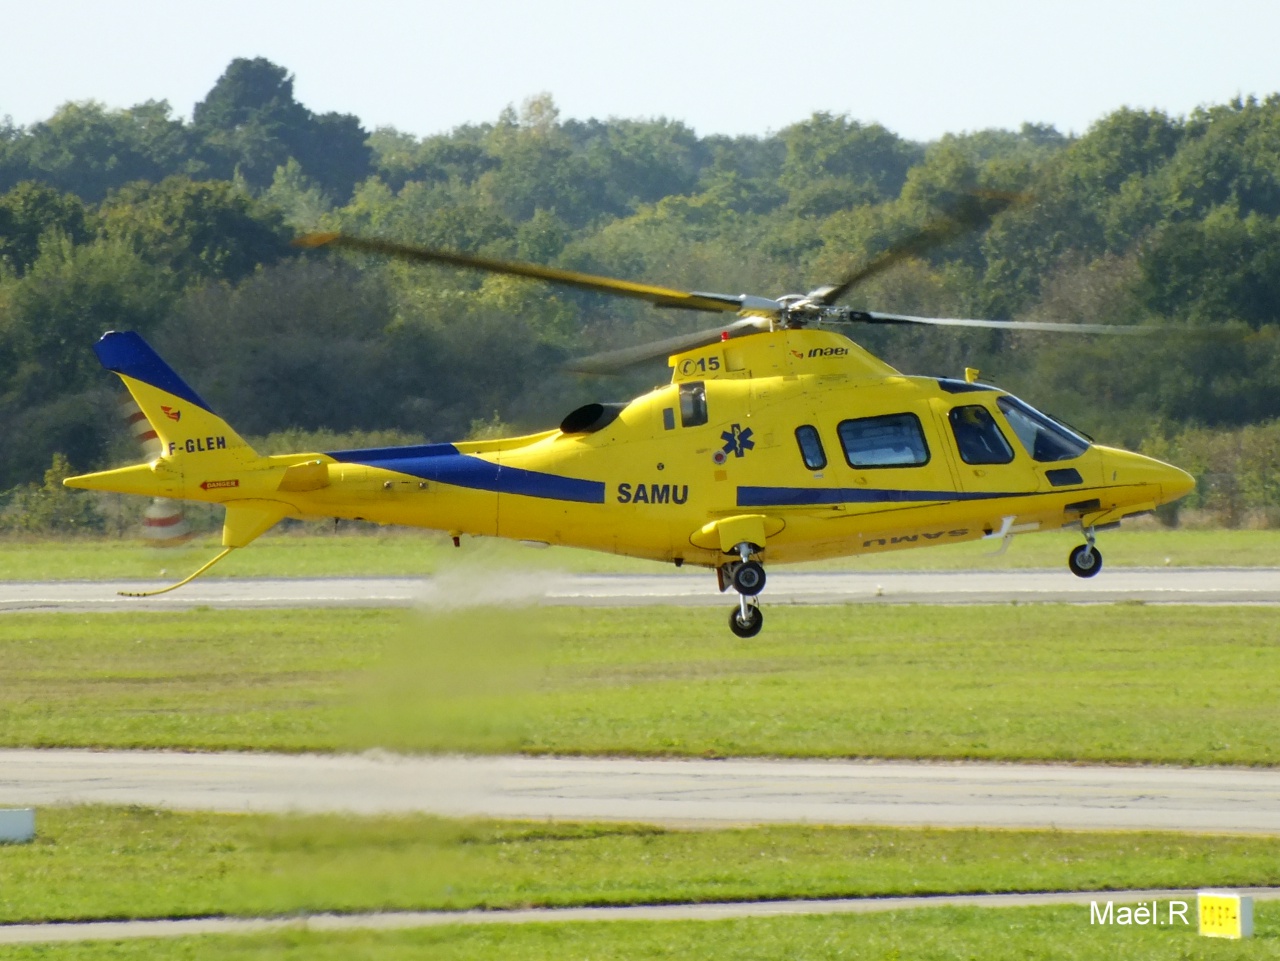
[729,605,764,638]
[1068,544,1103,578]
[731,560,766,596]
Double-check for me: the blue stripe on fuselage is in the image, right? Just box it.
[737,486,1029,507]
[326,444,606,504]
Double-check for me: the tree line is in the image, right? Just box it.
[2,57,1280,521]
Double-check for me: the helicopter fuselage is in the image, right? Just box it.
[71,327,1192,573]
[313,327,1192,566]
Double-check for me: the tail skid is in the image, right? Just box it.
[118,548,235,597]
[111,500,290,597]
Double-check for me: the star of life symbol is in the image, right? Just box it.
[720,423,755,458]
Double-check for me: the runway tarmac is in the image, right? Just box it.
[3,567,1280,612]
[3,750,1278,834]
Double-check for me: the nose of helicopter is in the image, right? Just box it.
[1100,448,1196,505]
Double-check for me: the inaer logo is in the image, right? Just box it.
[161,406,181,422]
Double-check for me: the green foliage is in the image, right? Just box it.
[572,116,702,213]
[153,259,395,435]
[99,176,294,283]
[1144,420,1280,526]
[0,453,103,534]
[478,95,606,228]
[466,411,514,440]
[0,181,92,275]
[1139,207,1280,327]
[263,158,334,231]
[372,126,498,192]
[249,427,425,455]
[780,112,922,214]
[5,61,1280,508]
[0,99,203,202]
[0,234,172,485]
[193,57,372,200]
[1158,95,1280,219]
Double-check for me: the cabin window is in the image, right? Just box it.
[949,405,1014,465]
[838,413,930,468]
[795,425,827,470]
[679,382,708,427]
[996,396,1089,462]
[662,407,676,430]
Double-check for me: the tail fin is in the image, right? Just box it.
[94,331,258,464]
[70,333,290,592]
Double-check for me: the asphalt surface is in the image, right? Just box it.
[3,750,1279,833]
[3,568,1280,612]
[6,888,1280,945]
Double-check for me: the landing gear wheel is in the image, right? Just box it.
[1068,544,1102,578]
[729,603,764,638]
[731,560,766,596]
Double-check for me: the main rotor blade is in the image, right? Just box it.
[817,192,1024,305]
[296,232,749,314]
[566,318,771,374]
[852,311,1158,335]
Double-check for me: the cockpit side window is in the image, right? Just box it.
[679,382,708,427]
[996,396,1090,462]
[949,405,1014,465]
[795,425,827,470]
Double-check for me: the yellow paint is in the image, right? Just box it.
[67,328,1195,582]
[690,514,778,553]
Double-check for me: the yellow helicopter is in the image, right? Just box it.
[66,215,1195,637]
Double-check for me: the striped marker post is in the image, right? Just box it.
[117,394,192,546]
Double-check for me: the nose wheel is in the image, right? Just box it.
[1068,529,1102,578]
[722,542,766,636]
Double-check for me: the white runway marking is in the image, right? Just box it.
[2,568,1280,612]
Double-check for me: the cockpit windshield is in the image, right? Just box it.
[996,395,1090,462]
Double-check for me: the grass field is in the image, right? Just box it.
[2,526,1279,581]
[2,605,1277,764]
[4,807,1280,924]
[5,602,1277,957]
[3,905,1279,960]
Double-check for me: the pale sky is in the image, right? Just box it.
[3,0,1279,142]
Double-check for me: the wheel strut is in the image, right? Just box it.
[724,541,767,635]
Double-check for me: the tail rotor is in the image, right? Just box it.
[115,393,192,546]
